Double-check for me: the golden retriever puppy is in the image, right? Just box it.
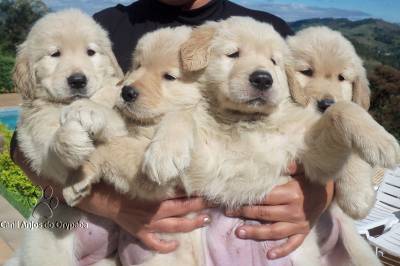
[16,9,123,185]
[142,17,393,265]
[10,9,124,266]
[63,26,201,204]
[287,26,369,109]
[286,26,377,218]
[62,26,204,266]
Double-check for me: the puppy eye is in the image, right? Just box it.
[300,69,313,77]
[227,51,240,58]
[338,74,345,81]
[51,51,61,57]
[163,73,177,81]
[87,49,96,56]
[271,58,277,65]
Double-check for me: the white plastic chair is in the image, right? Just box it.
[369,223,400,257]
[356,166,400,237]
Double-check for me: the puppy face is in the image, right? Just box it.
[181,17,292,115]
[13,9,122,103]
[117,26,200,123]
[287,26,370,111]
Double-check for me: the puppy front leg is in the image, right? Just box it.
[142,110,195,185]
[303,101,400,184]
[325,102,400,168]
[302,102,390,218]
[61,99,127,143]
[62,140,115,206]
[62,161,100,207]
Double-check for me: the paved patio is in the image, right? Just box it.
[0,93,22,108]
[0,196,24,264]
[0,92,23,264]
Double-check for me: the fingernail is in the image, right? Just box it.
[238,229,247,239]
[269,252,277,259]
[203,216,211,225]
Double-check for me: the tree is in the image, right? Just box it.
[0,0,48,55]
[0,55,14,93]
[369,64,400,140]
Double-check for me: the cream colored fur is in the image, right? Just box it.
[287,26,370,109]
[63,26,201,204]
[287,26,389,219]
[144,17,395,265]
[61,26,205,266]
[9,9,124,266]
[16,9,124,184]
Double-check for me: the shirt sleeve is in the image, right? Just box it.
[9,131,18,163]
[93,5,126,36]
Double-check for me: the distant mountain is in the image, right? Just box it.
[289,18,400,70]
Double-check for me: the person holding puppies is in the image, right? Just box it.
[10,0,335,262]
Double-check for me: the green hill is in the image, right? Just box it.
[289,18,400,70]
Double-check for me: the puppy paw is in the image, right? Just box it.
[336,186,375,219]
[53,120,95,169]
[61,102,106,139]
[62,181,92,207]
[360,131,400,169]
[142,141,191,185]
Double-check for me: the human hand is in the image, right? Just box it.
[78,183,211,253]
[225,162,334,260]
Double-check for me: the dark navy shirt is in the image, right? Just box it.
[94,0,293,73]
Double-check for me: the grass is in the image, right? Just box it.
[0,123,41,218]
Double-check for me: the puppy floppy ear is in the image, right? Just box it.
[180,25,216,72]
[104,46,124,79]
[286,64,308,106]
[13,43,35,100]
[91,47,123,108]
[352,70,370,110]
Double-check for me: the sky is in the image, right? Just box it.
[43,0,400,22]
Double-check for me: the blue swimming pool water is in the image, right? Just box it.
[0,107,20,130]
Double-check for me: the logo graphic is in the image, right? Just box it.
[31,185,59,220]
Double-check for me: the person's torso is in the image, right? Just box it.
[93,0,293,73]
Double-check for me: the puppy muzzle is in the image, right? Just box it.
[249,70,273,91]
[121,86,139,103]
[317,99,336,112]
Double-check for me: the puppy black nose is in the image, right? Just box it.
[317,99,336,112]
[67,73,87,90]
[121,86,139,102]
[249,71,273,91]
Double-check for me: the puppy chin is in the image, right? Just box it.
[47,91,89,104]
[221,96,276,115]
[117,103,162,123]
[243,101,277,115]
[224,89,279,114]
